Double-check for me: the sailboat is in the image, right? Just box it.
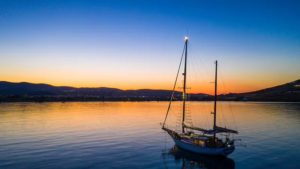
[162,37,238,156]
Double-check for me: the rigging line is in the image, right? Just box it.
[192,45,210,86]
[191,53,214,129]
[188,48,206,125]
[217,64,227,128]
[219,67,238,131]
[220,99,226,127]
[162,45,186,128]
[191,53,209,129]
[189,47,204,90]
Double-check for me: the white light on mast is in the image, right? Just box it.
[184,36,189,41]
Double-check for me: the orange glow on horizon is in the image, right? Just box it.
[1,75,296,95]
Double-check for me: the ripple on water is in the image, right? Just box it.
[0,102,299,169]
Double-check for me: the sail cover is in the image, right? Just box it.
[183,123,238,134]
[214,126,238,134]
[183,123,211,133]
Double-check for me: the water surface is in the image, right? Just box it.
[0,102,299,169]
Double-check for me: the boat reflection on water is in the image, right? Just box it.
[163,146,235,169]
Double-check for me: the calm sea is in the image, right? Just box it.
[0,102,299,169]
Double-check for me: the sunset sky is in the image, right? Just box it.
[0,0,299,94]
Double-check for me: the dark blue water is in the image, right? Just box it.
[0,102,299,169]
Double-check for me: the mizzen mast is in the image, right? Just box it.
[213,60,218,139]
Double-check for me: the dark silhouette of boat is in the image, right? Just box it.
[162,37,238,156]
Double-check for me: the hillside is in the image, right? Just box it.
[0,81,187,101]
[0,80,299,102]
[220,79,300,101]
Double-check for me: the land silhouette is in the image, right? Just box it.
[0,79,299,102]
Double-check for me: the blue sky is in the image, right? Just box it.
[0,0,299,93]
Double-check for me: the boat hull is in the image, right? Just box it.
[173,138,235,156]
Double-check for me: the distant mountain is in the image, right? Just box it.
[0,80,299,102]
[219,79,300,102]
[0,81,201,102]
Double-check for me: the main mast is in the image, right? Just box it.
[182,36,188,133]
[213,60,218,138]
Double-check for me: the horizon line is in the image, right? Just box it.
[1,79,299,95]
